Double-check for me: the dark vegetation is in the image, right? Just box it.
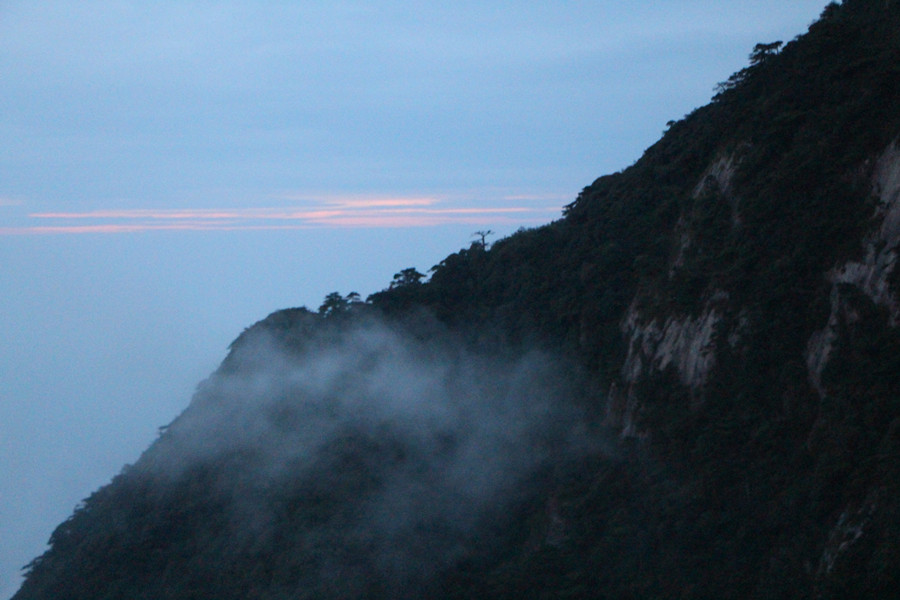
[13,1,900,597]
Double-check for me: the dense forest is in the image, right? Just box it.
[13,1,900,598]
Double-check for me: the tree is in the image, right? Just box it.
[389,268,425,289]
[473,230,494,249]
[318,291,349,317]
[749,41,783,65]
[714,40,784,98]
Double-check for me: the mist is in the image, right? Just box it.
[130,310,589,597]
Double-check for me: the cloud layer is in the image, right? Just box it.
[137,313,588,595]
[1,194,564,234]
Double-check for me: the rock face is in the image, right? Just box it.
[621,301,720,393]
[817,488,880,579]
[807,139,900,396]
[609,297,722,438]
[833,140,900,321]
[616,139,900,430]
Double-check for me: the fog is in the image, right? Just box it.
[137,312,589,595]
[0,225,499,598]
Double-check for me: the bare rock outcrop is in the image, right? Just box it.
[806,139,900,395]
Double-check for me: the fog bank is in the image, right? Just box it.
[140,313,588,595]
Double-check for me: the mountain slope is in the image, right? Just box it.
[13,1,900,598]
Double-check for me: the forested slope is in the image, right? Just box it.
[14,1,900,598]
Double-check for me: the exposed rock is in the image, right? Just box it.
[831,139,900,320]
[692,152,738,202]
[609,295,725,437]
[817,488,880,579]
[672,152,741,272]
[621,299,721,393]
[806,286,844,398]
[806,140,900,395]
[670,214,691,272]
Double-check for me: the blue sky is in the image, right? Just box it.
[1,1,828,596]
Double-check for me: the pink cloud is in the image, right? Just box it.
[2,193,563,235]
[275,194,439,209]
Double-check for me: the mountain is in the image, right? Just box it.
[13,1,900,598]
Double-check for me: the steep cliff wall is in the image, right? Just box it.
[808,138,900,396]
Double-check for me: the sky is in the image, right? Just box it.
[1,1,829,597]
